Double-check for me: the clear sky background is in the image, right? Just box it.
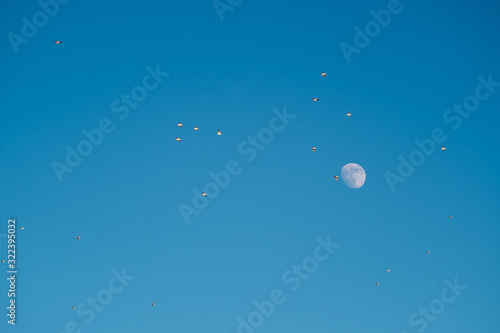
[1,0,499,332]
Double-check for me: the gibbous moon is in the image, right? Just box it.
[341,163,366,189]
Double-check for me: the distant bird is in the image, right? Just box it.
[73,306,76,309]
[387,269,391,272]
[441,146,446,151]
[152,303,155,306]
[20,227,24,230]
[334,176,339,181]
[448,216,453,219]
[311,147,316,153]
[321,72,326,77]
[1,260,4,263]
[177,122,182,128]
[176,137,181,143]
[375,282,380,286]
[194,126,199,131]
[426,251,430,254]
[202,192,207,197]
[217,129,222,135]
[76,236,81,240]
[346,112,352,116]
[312,98,320,102]
[54,40,63,44]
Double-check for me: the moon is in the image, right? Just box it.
[341,163,366,189]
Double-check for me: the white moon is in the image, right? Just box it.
[341,163,366,189]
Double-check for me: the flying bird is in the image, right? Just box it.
[202,192,207,197]
[20,227,24,230]
[1,260,4,263]
[387,269,391,272]
[217,129,222,135]
[176,137,181,143]
[312,98,320,102]
[177,123,182,128]
[441,146,446,151]
[152,303,155,306]
[375,282,380,286]
[334,176,339,181]
[54,40,63,44]
[311,147,316,153]
[194,126,199,131]
[426,251,430,254]
[346,112,352,116]
[76,236,81,240]
[321,72,326,77]
[448,216,453,219]
[73,306,76,309]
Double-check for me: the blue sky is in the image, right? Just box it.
[1,0,499,332]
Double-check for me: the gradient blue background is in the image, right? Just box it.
[1,0,499,332]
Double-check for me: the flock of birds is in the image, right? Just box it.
[174,123,220,143]
[3,45,453,306]
[171,72,361,184]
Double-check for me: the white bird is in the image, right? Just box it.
[194,126,199,131]
[176,137,181,143]
[177,123,182,128]
[217,129,222,135]
[54,40,63,44]
[321,72,326,77]
[311,147,316,153]
[312,98,320,102]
